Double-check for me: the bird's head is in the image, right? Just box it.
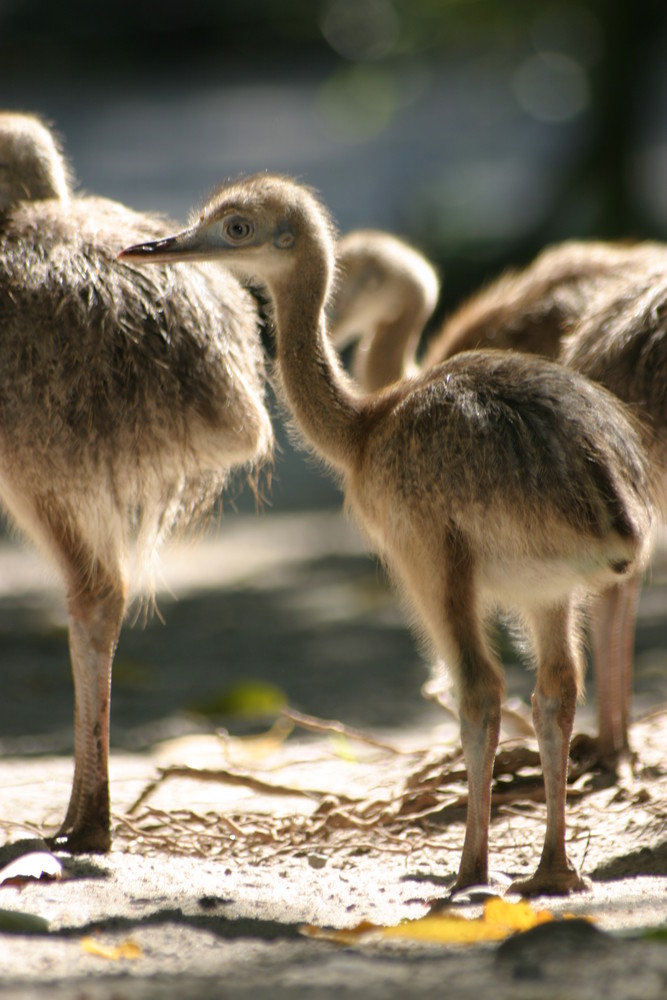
[118,173,336,296]
[0,112,71,208]
[329,229,439,346]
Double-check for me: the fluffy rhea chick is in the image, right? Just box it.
[330,232,665,766]
[0,114,272,852]
[0,112,71,208]
[329,229,439,391]
[119,173,654,895]
[559,256,667,755]
[423,239,661,364]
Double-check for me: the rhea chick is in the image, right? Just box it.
[0,114,272,852]
[329,235,642,395]
[329,229,440,391]
[331,233,664,766]
[120,174,654,895]
[559,256,667,752]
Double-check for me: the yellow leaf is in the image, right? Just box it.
[301,921,379,945]
[382,913,510,943]
[483,896,554,933]
[81,937,142,960]
[302,897,570,947]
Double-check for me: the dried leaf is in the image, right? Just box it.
[81,937,143,960]
[0,850,62,887]
[218,717,294,763]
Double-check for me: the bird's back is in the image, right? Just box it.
[0,194,271,479]
[350,351,654,600]
[561,257,667,472]
[0,194,272,571]
[424,240,662,364]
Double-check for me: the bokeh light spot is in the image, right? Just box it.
[513,51,590,124]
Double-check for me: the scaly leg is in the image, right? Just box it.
[591,577,641,766]
[512,603,589,895]
[382,528,503,893]
[453,691,502,890]
[618,576,641,752]
[438,534,502,891]
[52,578,126,853]
[36,497,129,853]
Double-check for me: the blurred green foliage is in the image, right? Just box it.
[1,0,666,316]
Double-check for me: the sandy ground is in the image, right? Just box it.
[0,509,665,999]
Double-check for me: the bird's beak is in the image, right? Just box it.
[117,226,211,264]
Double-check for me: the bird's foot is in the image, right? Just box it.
[510,864,590,897]
[448,864,488,897]
[569,732,637,785]
[49,780,111,854]
[47,821,110,855]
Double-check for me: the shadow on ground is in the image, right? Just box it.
[0,550,438,753]
[592,839,667,880]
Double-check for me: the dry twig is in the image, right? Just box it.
[113,709,667,863]
[280,707,409,754]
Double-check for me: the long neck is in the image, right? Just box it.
[360,309,421,392]
[357,279,431,392]
[272,266,362,472]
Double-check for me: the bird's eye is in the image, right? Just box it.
[223,215,254,242]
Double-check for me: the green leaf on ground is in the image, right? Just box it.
[0,909,49,934]
[192,680,287,719]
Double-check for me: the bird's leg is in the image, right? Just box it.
[43,521,127,854]
[384,530,502,893]
[618,576,641,753]
[591,577,640,767]
[515,687,585,893]
[52,583,125,853]
[454,685,502,890]
[444,543,503,891]
[437,538,502,891]
[512,603,589,896]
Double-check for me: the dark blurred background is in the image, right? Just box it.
[2,0,667,508]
